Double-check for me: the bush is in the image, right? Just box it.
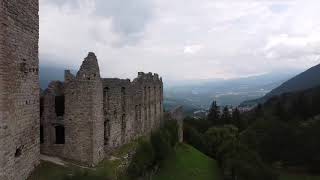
[127,119,180,179]
[127,140,155,178]
[151,130,173,162]
[163,120,179,147]
[183,125,206,153]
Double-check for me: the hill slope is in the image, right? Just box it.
[153,144,221,180]
[266,64,320,98]
[241,64,320,106]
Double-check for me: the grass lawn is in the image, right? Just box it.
[153,143,222,180]
[28,138,143,180]
[28,161,75,180]
[280,173,320,180]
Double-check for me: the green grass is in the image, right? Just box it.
[153,143,222,180]
[28,138,144,180]
[280,173,320,180]
[28,161,75,180]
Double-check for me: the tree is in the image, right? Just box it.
[183,125,206,153]
[151,130,172,162]
[205,125,239,159]
[205,125,277,180]
[127,141,155,178]
[207,100,220,125]
[232,108,246,130]
[221,106,231,125]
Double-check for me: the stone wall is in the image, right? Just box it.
[0,0,40,180]
[63,53,105,166]
[40,52,164,166]
[40,81,65,157]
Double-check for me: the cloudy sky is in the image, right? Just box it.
[40,0,320,81]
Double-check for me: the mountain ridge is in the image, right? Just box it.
[241,63,320,107]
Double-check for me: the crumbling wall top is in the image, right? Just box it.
[76,52,101,80]
[43,81,64,96]
[133,72,163,84]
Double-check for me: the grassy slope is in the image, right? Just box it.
[28,161,74,180]
[153,144,221,180]
[28,138,143,180]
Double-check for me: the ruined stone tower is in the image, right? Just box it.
[64,53,105,166]
[0,0,40,179]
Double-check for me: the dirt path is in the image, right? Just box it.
[40,154,94,170]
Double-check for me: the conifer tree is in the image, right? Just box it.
[207,100,220,125]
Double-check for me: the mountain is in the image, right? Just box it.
[164,70,299,111]
[40,66,76,89]
[241,64,320,107]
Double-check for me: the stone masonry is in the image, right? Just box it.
[0,0,40,180]
[40,52,164,166]
[0,0,164,177]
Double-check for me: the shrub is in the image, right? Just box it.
[163,120,179,146]
[183,125,206,153]
[151,130,172,162]
[127,119,180,179]
[127,140,155,178]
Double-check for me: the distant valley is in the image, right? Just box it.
[164,70,300,113]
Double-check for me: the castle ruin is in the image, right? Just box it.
[40,52,164,166]
[0,0,40,179]
[0,0,165,178]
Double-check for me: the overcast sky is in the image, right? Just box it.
[40,0,320,81]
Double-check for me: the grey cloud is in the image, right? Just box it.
[45,0,79,8]
[46,0,154,45]
[94,0,154,45]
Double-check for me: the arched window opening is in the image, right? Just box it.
[55,96,65,117]
[15,147,22,158]
[55,126,65,144]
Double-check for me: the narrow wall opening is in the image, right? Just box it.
[104,87,110,110]
[55,96,65,117]
[40,97,44,117]
[104,119,110,145]
[40,125,44,144]
[55,125,65,144]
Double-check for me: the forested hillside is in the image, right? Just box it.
[241,64,320,106]
[183,84,320,180]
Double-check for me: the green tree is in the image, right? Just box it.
[221,106,231,125]
[163,120,179,147]
[232,108,246,130]
[183,125,206,153]
[205,125,238,159]
[151,130,172,162]
[207,100,220,125]
[127,141,155,178]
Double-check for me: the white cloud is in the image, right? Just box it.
[183,45,204,54]
[40,0,320,81]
